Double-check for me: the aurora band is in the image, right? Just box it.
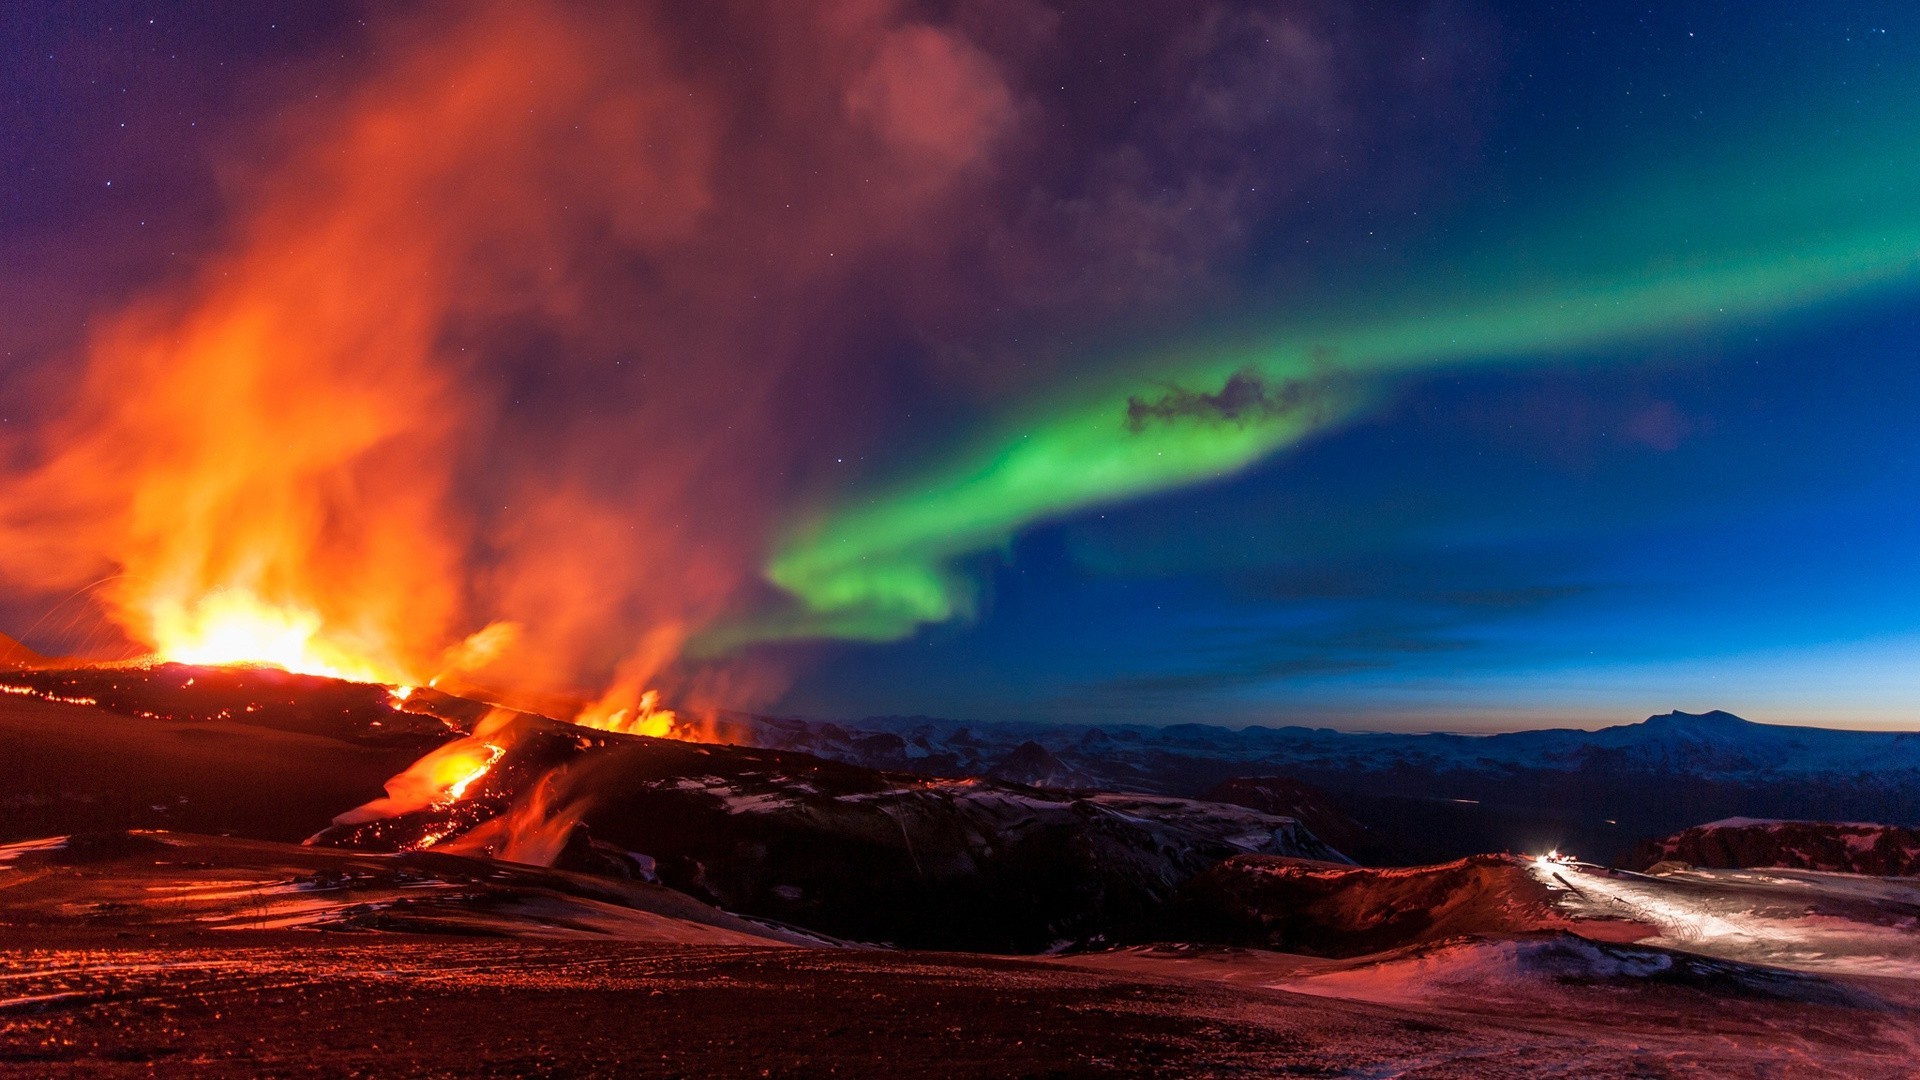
[716,110,1920,649]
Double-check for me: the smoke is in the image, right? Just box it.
[1126,370,1328,431]
[1,0,1470,709]
[5,0,1915,725]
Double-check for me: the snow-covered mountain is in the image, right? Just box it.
[720,709,1920,865]
[723,709,1920,790]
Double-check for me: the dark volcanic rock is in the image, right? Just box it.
[1204,776,1376,860]
[1,664,449,748]
[1629,818,1920,876]
[849,732,910,770]
[988,741,1094,789]
[315,712,1347,951]
[0,669,458,844]
[3,672,1346,950]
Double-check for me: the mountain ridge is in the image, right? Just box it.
[720,707,1920,865]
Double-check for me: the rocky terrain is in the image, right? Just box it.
[5,664,1920,1076]
[1630,817,1920,876]
[0,665,1348,952]
[11,928,1913,1078]
[1167,854,1600,957]
[5,833,1919,1077]
[314,706,1352,951]
[0,831,826,944]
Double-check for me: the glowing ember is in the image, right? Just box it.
[408,825,461,852]
[436,773,587,867]
[0,683,99,708]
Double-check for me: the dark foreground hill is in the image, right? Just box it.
[1168,855,1582,957]
[0,665,1343,952]
[312,707,1350,952]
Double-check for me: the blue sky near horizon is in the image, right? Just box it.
[777,286,1920,731]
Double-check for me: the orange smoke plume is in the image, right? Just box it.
[0,3,714,698]
[0,0,1043,718]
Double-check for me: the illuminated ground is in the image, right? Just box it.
[4,680,1918,1076]
[2,833,1917,1078]
[5,931,1916,1078]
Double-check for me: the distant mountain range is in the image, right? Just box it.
[9,655,1918,873]
[726,709,1920,785]
[721,710,1920,864]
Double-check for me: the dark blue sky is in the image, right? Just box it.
[766,3,1920,729]
[779,296,1920,729]
[3,3,1916,730]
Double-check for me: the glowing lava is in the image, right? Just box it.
[148,589,401,685]
[333,715,516,830]
[574,686,678,738]
[443,743,506,802]
[569,623,687,738]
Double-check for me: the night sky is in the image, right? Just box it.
[2,2,1916,730]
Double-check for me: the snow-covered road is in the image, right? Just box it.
[1532,860,1920,977]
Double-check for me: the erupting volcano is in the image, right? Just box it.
[0,1,791,732]
[4,1,1920,1076]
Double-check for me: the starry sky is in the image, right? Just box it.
[3,2,1917,730]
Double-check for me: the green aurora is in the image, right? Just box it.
[713,111,1920,651]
